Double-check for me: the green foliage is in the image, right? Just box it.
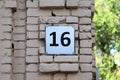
[93,0,120,53]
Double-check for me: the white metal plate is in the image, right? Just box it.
[45,26,75,54]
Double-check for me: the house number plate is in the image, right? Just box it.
[45,26,75,54]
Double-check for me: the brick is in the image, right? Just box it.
[80,48,92,54]
[80,32,91,39]
[26,0,38,7]
[72,9,91,17]
[66,0,78,8]
[1,56,12,64]
[26,64,38,72]
[40,56,53,62]
[75,31,79,38]
[53,9,70,16]
[26,73,52,80]
[14,11,26,19]
[27,8,39,16]
[2,9,12,17]
[39,9,51,16]
[39,0,65,8]
[3,25,12,32]
[27,32,38,39]
[27,17,38,24]
[53,73,66,80]
[79,18,91,24]
[39,47,45,54]
[26,48,38,56]
[39,32,45,39]
[39,24,46,31]
[13,65,25,73]
[54,56,78,62]
[14,42,25,49]
[2,18,12,24]
[14,50,25,57]
[80,55,92,63]
[60,63,78,72]
[13,58,25,65]
[79,1,92,7]
[27,40,40,47]
[40,17,65,23]
[39,63,59,72]
[13,27,25,33]
[4,1,17,8]
[3,49,12,56]
[1,74,11,80]
[3,40,11,48]
[13,34,25,41]
[0,1,3,8]
[14,20,26,26]
[80,64,92,71]
[27,25,38,31]
[1,64,11,73]
[91,29,95,36]
[80,40,92,47]
[67,73,78,80]
[78,72,92,80]
[66,17,78,23]
[26,56,38,63]
[3,33,11,40]
[13,74,24,80]
[79,25,91,32]
[17,1,26,9]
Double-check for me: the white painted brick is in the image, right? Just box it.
[72,9,91,17]
[79,25,91,32]
[53,73,66,80]
[39,32,45,39]
[80,64,92,71]
[13,65,25,73]
[27,32,38,39]
[39,63,59,72]
[13,27,25,33]
[80,32,91,39]
[1,74,11,80]
[66,0,78,8]
[1,56,12,64]
[26,64,38,72]
[3,49,12,56]
[4,1,17,8]
[14,20,26,26]
[40,17,65,23]
[60,63,79,72]
[14,11,26,19]
[39,9,51,16]
[13,74,24,80]
[26,48,38,56]
[53,9,70,16]
[39,24,46,31]
[27,40,40,47]
[39,0,65,8]
[2,9,12,17]
[3,33,11,40]
[78,72,92,80]
[13,34,25,41]
[26,56,38,63]
[66,17,78,23]
[3,40,11,48]
[80,48,92,54]
[2,18,12,24]
[14,42,25,49]
[79,1,92,7]
[54,56,78,62]
[27,17,38,24]
[27,25,38,31]
[27,0,38,7]
[1,64,11,73]
[40,56,53,62]
[17,1,26,9]
[3,25,12,32]
[80,40,92,47]
[79,18,91,24]
[80,55,92,63]
[27,8,39,16]
[39,47,45,54]
[13,58,25,65]
[14,50,25,57]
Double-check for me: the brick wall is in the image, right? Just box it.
[0,0,96,80]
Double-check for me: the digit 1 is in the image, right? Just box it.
[50,32,59,46]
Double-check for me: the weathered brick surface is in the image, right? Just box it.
[80,64,92,71]
[40,56,53,62]
[80,55,92,63]
[53,73,66,80]
[66,0,78,8]
[26,64,38,72]
[4,1,17,8]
